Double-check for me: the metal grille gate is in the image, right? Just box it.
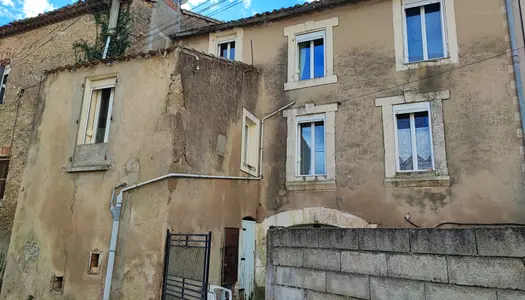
[162,231,212,300]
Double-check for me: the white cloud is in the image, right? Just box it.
[0,6,17,18]
[22,0,54,17]
[0,0,14,7]
[243,0,251,8]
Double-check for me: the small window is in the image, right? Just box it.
[394,103,434,172]
[88,251,101,274]
[0,64,10,104]
[78,77,116,145]
[297,115,326,176]
[0,158,8,200]
[404,1,445,63]
[241,108,260,176]
[51,275,64,294]
[296,31,325,81]
[218,40,235,60]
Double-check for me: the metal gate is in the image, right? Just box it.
[161,231,212,300]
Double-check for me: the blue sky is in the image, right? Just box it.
[0,0,314,26]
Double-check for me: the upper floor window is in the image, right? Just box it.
[241,108,260,176]
[393,102,434,172]
[404,1,445,63]
[77,77,116,145]
[209,28,243,62]
[218,40,235,60]
[393,0,458,71]
[0,158,9,200]
[297,115,325,176]
[0,64,10,104]
[284,18,338,91]
[297,31,325,81]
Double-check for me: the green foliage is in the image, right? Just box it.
[73,8,131,62]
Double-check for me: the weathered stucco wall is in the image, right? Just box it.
[1,48,261,299]
[180,0,525,227]
[0,14,98,256]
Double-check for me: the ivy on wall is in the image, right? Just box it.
[73,8,131,62]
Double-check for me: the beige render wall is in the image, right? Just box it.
[0,14,98,254]
[1,49,261,299]
[181,0,525,227]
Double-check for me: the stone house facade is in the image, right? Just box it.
[2,0,525,299]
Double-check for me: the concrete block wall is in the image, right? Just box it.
[266,227,525,300]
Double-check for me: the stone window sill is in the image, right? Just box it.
[385,174,450,188]
[284,75,338,91]
[400,56,453,70]
[65,164,110,173]
[286,179,336,191]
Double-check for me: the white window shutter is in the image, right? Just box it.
[403,0,440,9]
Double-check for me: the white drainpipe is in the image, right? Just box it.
[102,0,121,59]
[102,102,294,299]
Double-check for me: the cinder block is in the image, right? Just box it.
[497,290,525,300]
[358,229,410,252]
[387,253,447,282]
[319,229,359,250]
[410,228,476,255]
[370,277,424,300]
[304,249,341,271]
[341,251,387,276]
[476,227,525,257]
[448,256,525,290]
[326,272,369,299]
[276,267,302,287]
[425,283,497,300]
[274,285,305,300]
[272,229,319,248]
[273,248,303,267]
[307,291,358,300]
[302,269,326,292]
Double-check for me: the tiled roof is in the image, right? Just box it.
[43,45,256,74]
[181,9,222,26]
[0,0,112,38]
[172,0,367,38]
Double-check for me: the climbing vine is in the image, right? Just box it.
[72,8,132,62]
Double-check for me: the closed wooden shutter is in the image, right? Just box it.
[0,159,9,199]
[221,227,239,286]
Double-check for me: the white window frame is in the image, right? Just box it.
[0,64,10,103]
[209,28,243,62]
[295,31,326,81]
[402,0,447,63]
[241,108,260,176]
[296,114,326,176]
[393,0,458,71]
[77,77,117,145]
[284,17,338,91]
[217,39,236,60]
[393,101,435,172]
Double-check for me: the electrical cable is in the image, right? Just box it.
[435,222,525,228]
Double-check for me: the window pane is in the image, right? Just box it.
[397,113,413,171]
[314,121,325,174]
[313,39,324,79]
[298,41,311,81]
[95,88,112,144]
[406,7,424,62]
[219,43,228,58]
[415,111,432,170]
[425,3,444,59]
[244,124,250,164]
[230,42,235,60]
[300,123,312,175]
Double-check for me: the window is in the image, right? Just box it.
[0,158,8,200]
[375,90,450,187]
[88,250,101,274]
[0,64,10,104]
[393,103,434,172]
[297,31,325,81]
[218,40,235,60]
[297,115,325,176]
[51,275,64,294]
[209,28,243,62]
[77,77,116,145]
[284,18,338,91]
[404,1,445,62]
[241,108,260,176]
[283,103,337,191]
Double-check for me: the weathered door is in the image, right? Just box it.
[222,228,239,286]
[238,220,256,300]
